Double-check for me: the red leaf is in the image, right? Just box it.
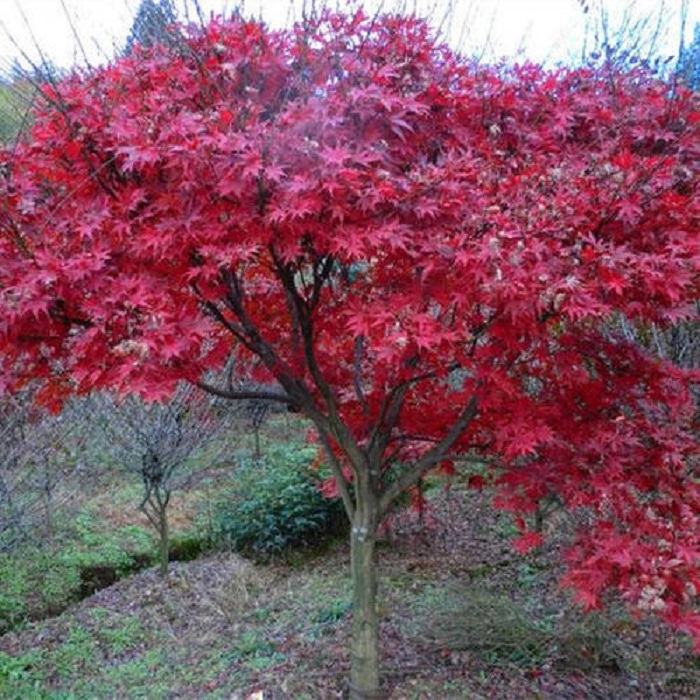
[513,532,544,554]
[467,474,486,490]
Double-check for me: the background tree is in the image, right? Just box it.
[0,71,39,147]
[216,351,280,460]
[575,0,700,410]
[0,80,25,146]
[91,385,230,577]
[577,0,674,70]
[0,389,84,551]
[0,11,698,698]
[123,0,180,56]
[678,22,700,89]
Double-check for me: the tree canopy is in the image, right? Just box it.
[0,10,698,696]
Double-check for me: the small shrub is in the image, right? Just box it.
[555,608,642,673]
[0,559,29,633]
[316,598,352,624]
[51,626,101,679]
[229,630,277,660]
[421,586,553,668]
[422,585,649,674]
[224,630,285,671]
[0,649,43,695]
[90,613,146,655]
[169,531,209,562]
[209,445,345,558]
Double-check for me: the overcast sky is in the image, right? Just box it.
[0,0,696,72]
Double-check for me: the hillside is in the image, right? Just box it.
[1,488,698,699]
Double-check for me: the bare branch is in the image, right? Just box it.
[316,428,355,521]
[196,380,293,404]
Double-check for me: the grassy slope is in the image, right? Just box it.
[1,486,698,699]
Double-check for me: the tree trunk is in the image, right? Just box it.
[42,462,54,543]
[253,426,261,461]
[158,508,170,578]
[349,513,382,699]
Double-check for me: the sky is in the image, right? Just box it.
[0,0,697,73]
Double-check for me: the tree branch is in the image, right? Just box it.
[316,428,355,521]
[368,359,457,464]
[196,380,293,404]
[353,336,370,416]
[379,395,478,514]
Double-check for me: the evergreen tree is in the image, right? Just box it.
[678,23,700,89]
[124,0,179,55]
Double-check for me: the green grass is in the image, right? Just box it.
[415,581,659,675]
[0,515,156,634]
[2,418,697,699]
[0,649,45,698]
[0,615,170,699]
[87,610,147,654]
[225,630,284,670]
[1,527,698,699]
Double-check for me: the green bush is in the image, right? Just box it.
[169,531,208,562]
[209,445,345,557]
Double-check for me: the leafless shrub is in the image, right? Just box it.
[0,389,84,552]
[89,384,234,576]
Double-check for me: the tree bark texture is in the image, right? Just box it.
[158,507,169,578]
[349,507,383,699]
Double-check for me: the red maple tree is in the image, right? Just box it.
[0,11,698,697]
